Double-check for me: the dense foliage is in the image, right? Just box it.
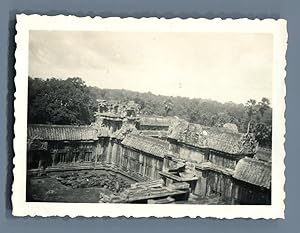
[28,77,272,148]
[28,77,97,125]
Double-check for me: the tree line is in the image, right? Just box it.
[28,77,272,148]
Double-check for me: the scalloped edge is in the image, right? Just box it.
[12,14,287,219]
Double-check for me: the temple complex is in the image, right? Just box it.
[27,100,271,205]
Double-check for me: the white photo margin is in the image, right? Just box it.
[13,14,287,218]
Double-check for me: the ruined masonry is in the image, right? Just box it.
[27,100,271,204]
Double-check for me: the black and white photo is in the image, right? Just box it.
[13,15,287,218]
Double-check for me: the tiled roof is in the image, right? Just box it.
[138,130,168,138]
[139,116,174,127]
[168,120,258,155]
[223,123,239,133]
[121,134,169,158]
[28,124,99,141]
[233,157,271,189]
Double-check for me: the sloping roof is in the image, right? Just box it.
[121,134,169,158]
[233,157,271,189]
[254,147,272,162]
[168,120,258,155]
[139,116,174,127]
[28,124,99,141]
[138,130,168,138]
[223,123,239,133]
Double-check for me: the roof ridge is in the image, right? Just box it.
[241,157,271,166]
[258,147,272,152]
[129,133,168,145]
[28,124,95,129]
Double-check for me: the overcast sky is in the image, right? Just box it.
[29,30,273,104]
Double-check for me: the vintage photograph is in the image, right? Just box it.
[13,15,287,218]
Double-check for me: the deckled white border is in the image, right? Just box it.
[12,14,287,218]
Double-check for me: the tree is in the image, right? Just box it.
[243,98,272,148]
[253,123,272,148]
[245,99,258,133]
[199,113,209,126]
[163,99,174,116]
[28,77,97,125]
[258,97,271,118]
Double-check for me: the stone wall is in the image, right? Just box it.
[103,139,164,180]
[27,141,98,169]
[27,122,271,205]
[208,151,238,170]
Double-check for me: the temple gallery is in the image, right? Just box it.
[27,100,271,205]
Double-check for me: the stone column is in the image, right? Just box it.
[198,170,208,197]
[119,146,124,168]
[111,142,117,165]
[162,155,170,172]
[94,144,99,164]
[151,158,156,179]
[106,139,112,164]
[143,155,146,176]
[51,151,56,166]
[138,153,143,175]
[72,153,76,163]
[37,151,43,169]
[115,144,121,167]
[99,139,104,163]
[126,151,131,171]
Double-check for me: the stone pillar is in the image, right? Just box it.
[139,153,143,175]
[143,155,147,176]
[119,146,124,168]
[99,140,104,163]
[111,142,117,165]
[95,143,99,164]
[151,158,156,179]
[230,182,240,204]
[162,156,170,172]
[106,140,112,164]
[126,151,131,171]
[51,151,56,166]
[72,153,76,163]
[38,159,42,169]
[116,144,121,167]
[198,170,208,197]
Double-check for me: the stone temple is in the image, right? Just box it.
[27,100,271,204]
